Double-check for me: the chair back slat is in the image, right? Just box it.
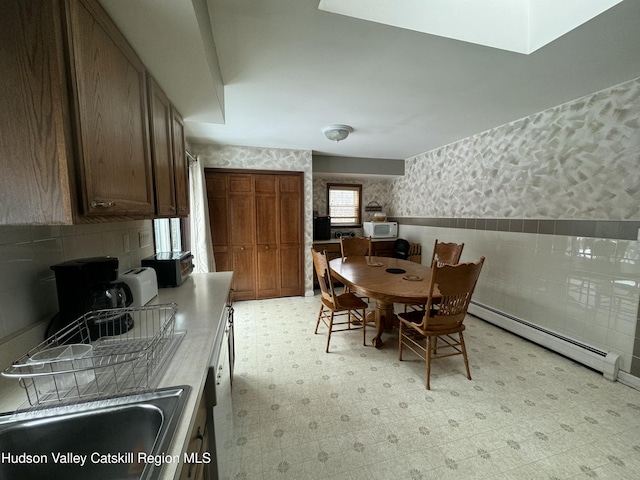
[311,248,337,306]
[422,257,484,330]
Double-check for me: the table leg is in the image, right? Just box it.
[371,300,396,348]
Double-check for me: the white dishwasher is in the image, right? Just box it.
[205,297,234,480]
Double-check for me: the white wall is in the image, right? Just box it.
[0,221,154,344]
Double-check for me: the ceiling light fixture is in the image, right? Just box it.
[322,124,353,142]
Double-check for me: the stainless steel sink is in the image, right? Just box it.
[0,385,191,480]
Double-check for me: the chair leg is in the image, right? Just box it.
[325,311,334,353]
[398,322,403,360]
[459,332,472,381]
[425,336,432,390]
[362,308,367,346]
[314,305,323,334]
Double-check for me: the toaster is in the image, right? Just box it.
[117,267,158,307]
[141,251,194,287]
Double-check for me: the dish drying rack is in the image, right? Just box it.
[2,304,184,408]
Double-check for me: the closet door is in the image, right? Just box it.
[255,175,280,298]
[205,169,303,300]
[278,175,304,297]
[228,174,256,300]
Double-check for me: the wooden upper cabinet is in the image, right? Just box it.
[148,76,190,218]
[67,0,154,217]
[0,0,194,225]
[172,108,189,217]
[148,76,176,217]
[0,0,76,224]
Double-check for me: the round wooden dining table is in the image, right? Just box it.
[329,256,438,347]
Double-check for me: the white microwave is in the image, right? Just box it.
[363,221,398,239]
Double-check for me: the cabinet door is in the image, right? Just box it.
[172,108,189,216]
[68,0,154,216]
[212,329,233,480]
[148,76,176,217]
[179,394,208,480]
[0,0,75,225]
[373,241,395,257]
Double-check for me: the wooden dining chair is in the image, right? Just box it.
[432,239,464,266]
[404,239,465,312]
[398,256,485,389]
[311,248,369,353]
[408,242,422,264]
[339,236,372,301]
[339,236,372,261]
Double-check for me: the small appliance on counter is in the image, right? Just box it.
[313,215,331,241]
[118,267,158,307]
[142,251,193,287]
[362,221,398,239]
[334,230,356,239]
[47,256,134,339]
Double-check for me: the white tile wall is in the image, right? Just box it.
[0,220,154,343]
[398,224,640,373]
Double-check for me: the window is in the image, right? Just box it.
[327,183,362,226]
[153,218,186,253]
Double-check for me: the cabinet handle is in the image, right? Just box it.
[240,246,245,250]
[91,201,115,208]
[265,245,269,250]
[187,427,206,478]
[179,206,188,212]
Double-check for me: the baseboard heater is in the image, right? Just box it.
[468,301,621,381]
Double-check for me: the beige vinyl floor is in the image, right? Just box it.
[228,295,640,480]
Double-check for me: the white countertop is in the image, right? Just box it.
[146,272,234,480]
[313,237,397,244]
[0,272,233,480]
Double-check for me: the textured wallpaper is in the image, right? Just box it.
[190,144,315,294]
[391,77,640,221]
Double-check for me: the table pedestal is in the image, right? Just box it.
[368,300,397,348]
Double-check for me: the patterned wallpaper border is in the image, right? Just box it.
[392,217,640,241]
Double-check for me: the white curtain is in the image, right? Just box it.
[189,157,216,273]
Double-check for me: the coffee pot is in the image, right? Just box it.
[88,281,133,311]
[46,257,135,340]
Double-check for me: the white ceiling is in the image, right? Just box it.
[318,0,624,54]
[101,0,640,160]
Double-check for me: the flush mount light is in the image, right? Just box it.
[322,124,353,142]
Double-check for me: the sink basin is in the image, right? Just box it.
[0,385,190,480]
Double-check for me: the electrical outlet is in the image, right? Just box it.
[139,231,152,248]
[122,233,130,253]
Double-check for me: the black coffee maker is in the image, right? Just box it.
[46,257,134,340]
